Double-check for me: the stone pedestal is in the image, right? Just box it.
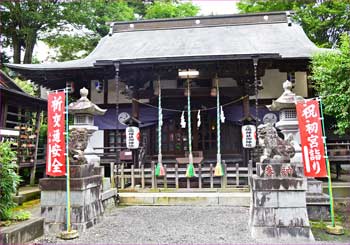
[39,163,103,233]
[306,178,330,220]
[250,162,314,241]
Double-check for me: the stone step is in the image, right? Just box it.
[306,194,330,204]
[307,179,323,194]
[0,217,44,245]
[13,186,41,205]
[118,191,251,206]
[118,187,250,193]
[322,182,350,199]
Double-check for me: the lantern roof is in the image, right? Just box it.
[68,87,107,116]
[267,80,304,111]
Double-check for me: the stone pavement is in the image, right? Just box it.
[29,206,348,244]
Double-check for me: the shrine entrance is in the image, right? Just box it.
[159,111,242,157]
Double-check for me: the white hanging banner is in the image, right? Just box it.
[220,106,225,123]
[180,111,186,128]
[242,125,256,148]
[159,108,163,127]
[197,110,201,128]
[126,126,140,149]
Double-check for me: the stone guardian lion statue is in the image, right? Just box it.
[257,122,295,163]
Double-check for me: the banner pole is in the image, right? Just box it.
[186,79,195,177]
[214,76,223,176]
[65,88,71,232]
[155,77,165,177]
[318,97,343,235]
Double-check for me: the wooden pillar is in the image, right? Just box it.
[242,96,250,167]
[132,96,139,120]
[30,110,41,186]
[114,62,120,165]
[0,94,7,128]
[131,96,139,167]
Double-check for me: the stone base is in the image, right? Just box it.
[250,163,314,241]
[326,225,345,235]
[306,178,330,220]
[59,230,79,240]
[0,217,44,245]
[39,165,104,233]
[251,226,314,240]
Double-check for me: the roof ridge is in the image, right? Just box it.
[111,11,291,33]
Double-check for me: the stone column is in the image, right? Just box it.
[40,163,103,233]
[250,161,314,240]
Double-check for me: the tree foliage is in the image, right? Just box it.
[144,1,199,19]
[0,1,61,64]
[13,77,37,96]
[311,34,350,135]
[237,0,313,13]
[1,0,199,63]
[39,0,135,62]
[0,142,21,221]
[237,0,350,48]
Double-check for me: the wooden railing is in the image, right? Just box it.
[327,142,350,178]
[115,160,255,189]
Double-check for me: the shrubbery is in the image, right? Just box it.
[0,141,21,220]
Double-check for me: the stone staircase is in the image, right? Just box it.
[306,178,330,220]
[118,188,251,206]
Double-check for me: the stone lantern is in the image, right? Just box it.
[267,80,303,162]
[40,87,107,233]
[68,87,106,166]
[267,80,330,220]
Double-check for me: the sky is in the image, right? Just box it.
[188,0,240,15]
[32,0,241,63]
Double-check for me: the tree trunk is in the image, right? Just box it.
[12,32,21,64]
[23,31,37,64]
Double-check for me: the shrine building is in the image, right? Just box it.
[6,12,325,175]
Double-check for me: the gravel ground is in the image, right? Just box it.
[30,206,348,245]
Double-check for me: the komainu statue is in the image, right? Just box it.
[257,122,295,163]
[68,128,89,164]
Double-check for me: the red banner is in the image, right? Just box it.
[296,99,327,177]
[46,91,66,176]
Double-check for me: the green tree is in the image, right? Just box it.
[1,0,200,63]
[13,77,37,96]
[144,1,199,19]
[237,0,313,13]
[0,142,21,220]
[46,0,199,62]
[294,1,350,48]
[0,1,62,64]
[42,0,135,62]
[237,0,350,48]
[311,34,350,135]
